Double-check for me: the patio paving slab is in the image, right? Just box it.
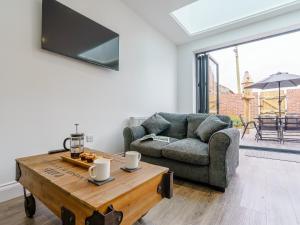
[239,129,300,152]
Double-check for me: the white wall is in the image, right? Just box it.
[177,10,300,113]
[0,0,177,201]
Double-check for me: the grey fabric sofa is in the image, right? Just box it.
[123,112,240,191]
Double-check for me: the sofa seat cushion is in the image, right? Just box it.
[161,138,209,166]
[130,137,178,158]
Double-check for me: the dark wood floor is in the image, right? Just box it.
[1,151,300,225]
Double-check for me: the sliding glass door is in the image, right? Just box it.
[196,53,219,114]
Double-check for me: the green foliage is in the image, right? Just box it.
[229,115,243,128]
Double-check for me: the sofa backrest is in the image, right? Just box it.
[156,112,232,139]
[187,113,232,138]
[158,112,188,139]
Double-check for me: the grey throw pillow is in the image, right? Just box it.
[142,113,171,135]
[195,115,228,143]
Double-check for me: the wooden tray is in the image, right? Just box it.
[61,153,112,169]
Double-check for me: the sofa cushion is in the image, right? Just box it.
[130,137,178,158]
[195,115,228,143]
[158,112,188,139]
[161,138,209,166]
[187,114,231,138]
[141,113,170,135]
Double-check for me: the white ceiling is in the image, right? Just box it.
[122,0,300,45]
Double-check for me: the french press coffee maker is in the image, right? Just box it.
[63,124,85,159]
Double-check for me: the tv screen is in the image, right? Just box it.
[42,0,119,70]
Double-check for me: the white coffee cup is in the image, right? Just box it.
[88,158,110,181]
[125,151,141,169]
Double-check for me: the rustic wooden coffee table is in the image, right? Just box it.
[16,151,173,225]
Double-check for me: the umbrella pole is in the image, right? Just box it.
[278,81,281,118]
[278,81,283,142]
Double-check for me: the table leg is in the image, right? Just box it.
[137,211,149,223]
[278,119,284,143]
[23,187,36,218]
[85,205,123,225]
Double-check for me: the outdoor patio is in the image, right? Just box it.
[217,71,300,152]
[240,129,300,152]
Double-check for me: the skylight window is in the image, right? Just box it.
[171,0,297,36]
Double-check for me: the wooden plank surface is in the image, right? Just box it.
[16,151,168,211]
[3,151,300,225]
[18,163,94,225]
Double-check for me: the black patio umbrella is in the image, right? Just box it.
[245,72,300,117]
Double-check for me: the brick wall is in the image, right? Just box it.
[219,93,258,119]
[219,93,243,116]
[219,90,300,119]
[287,89,300,113]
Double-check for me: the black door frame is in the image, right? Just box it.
[195,26,300,55]
[196,54,219,114]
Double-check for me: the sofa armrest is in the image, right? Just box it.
[208,128,240,189]
[123,126,146,152]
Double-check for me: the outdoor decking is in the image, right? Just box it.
[240,129,300,152]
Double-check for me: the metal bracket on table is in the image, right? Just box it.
[157,170,174,199]
[16,161,21,181]
[85,205,123,225]
[61,207,76,225]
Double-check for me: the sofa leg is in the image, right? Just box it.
[211,185,225,193]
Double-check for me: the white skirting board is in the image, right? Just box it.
[0,181,23,203]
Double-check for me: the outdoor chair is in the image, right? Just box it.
[239,114,260,140]
[257,115,280,141]
[283,114,300,142]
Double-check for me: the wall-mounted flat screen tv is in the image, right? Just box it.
[42,0,119,70]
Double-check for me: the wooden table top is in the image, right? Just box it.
[16,150,168,211]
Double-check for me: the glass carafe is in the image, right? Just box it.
[63,124,85,159]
